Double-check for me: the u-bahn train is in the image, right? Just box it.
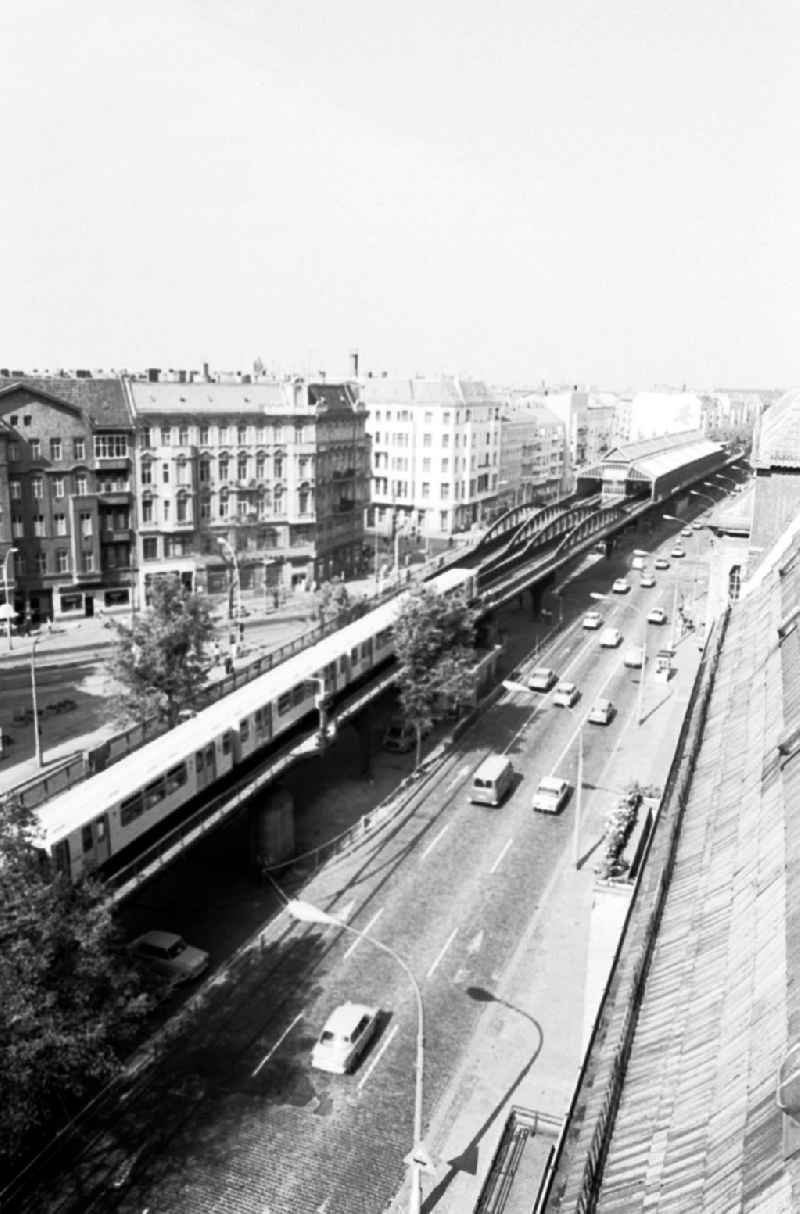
[36,566,477,883]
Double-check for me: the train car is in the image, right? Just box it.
[36,566,476,882]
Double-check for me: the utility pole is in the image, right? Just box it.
[573,727,584,866]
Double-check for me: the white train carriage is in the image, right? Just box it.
[36,566,476,881]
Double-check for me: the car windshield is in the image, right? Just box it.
[165,938,187,959]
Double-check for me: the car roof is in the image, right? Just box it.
[475,754,511,778]
[531,665,555,676]
[538,775,567,791]
[322,1002,376,1034]
[556,680,576,690]
[136,930,182,949]
[595,698,612,709]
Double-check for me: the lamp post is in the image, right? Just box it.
[286,899,426,1213]
[636,628,647,725]
[3,546,18,651]
[713,473,737,488]
[689,489,716,507]
[572,725,584,866]
[31,633,44,767]
[216,536,241,645]
[702,481,725,494]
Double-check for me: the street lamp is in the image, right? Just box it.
[3,546,18,651]
[286,899,427,1213]
[702,481,724,493]
[216,535,242,641]
[662,513,681,525]
[31,634,44,768]
[689,490,715,506]
[713,473,737,488]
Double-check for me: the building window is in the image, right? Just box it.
[161,463,169,483]
[160,426,171,446]
[54,476,65,498]
[54,513,67,535]
[23,415,31,427]
[440,483,450,500]
[57,550,69,573]
[238,454,248,480]
[9,415,18,426]
[177,494,188,523]
[728,564,742,601]
[199,425,209,444]
[199,499,210,521]
[10,479,21,500]
[11,516,23,538]
[141,497,153,524]
[274,456,283,478]
[178,426,189,445]
[441,458,449,472]
[76,474,88,495]
[36,551,47,575]
[30,439,41,459]
[95,435,128,459]
[8,442,18,461]
[83,552,95,573]
[140,459,152,485]
[256,425,265,443]
[219,490,229,517]
[142,537,158,561]
[256,453,265,478]
[139,428,151,448]
[163,500,170,520]
[422,482,430,498]
[237,425,247,444]
[199,458,210,484]
[31,476,43,498]
[219,455,229,480]
[218,425,229,445]
[237,498,249,517]
[33,515,45,537]
[80,512,92,537]
[73,438,85,460]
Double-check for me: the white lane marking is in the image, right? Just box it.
[357,1023,398,1091]
[445,763,470,793]
[343,908,384,959]
[422,822,451,859]
[550,656,622,776]
[251,1011,303,1077]
[426,927,458,979]
[466,929,484,955]
[489,837,513,874]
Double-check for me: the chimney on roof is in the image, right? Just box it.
[381,370,388,378]
[202,361,210,382]
[178,370,186,384]
[367,371,373,378]
[349,350,359,378]
[147,367,160,383]
[319,370,327,383]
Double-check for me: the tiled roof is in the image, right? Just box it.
[749,475,800,562]
[361,377,499,407]
[556,533,800,1212]
[0,376,131,428]
[307,382,359,412]
[756,389,800,468]
[125,379,302,416]
[502,402,565,429]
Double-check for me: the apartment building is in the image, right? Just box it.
[363,376,502,538]
[123,371,370,602]
[497,399,566,510]
[0,373,135,621]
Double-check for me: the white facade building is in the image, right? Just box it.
[497,400,566,510]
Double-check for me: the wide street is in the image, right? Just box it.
[11,514,712,1214]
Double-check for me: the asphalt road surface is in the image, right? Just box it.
[11,516,712,1214]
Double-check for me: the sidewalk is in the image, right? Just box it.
[404,637,703,1213]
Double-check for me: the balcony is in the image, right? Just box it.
[100,528,133,544]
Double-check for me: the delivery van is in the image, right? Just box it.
[470,755,514,807]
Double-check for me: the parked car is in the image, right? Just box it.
[692,520,703,530]
[532,776,571,814]
[654,556,670,570]
[582,610,603,630]
[382,718,431,753]
[553,680,580,708]
[599,626,622,648]
[624,645,645,668]
[670,546,686,558]
[528,666,558,692]
[588,698,615,725]
[680,526,692,537]
[612,578,630,594]
[128,931,209,987]
[639,573,656,588]
[647,607,667,625]
[311,1002,380,1074]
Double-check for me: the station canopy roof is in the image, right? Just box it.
[598,430,722,482]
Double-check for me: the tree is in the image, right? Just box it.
[393,584,479,767]
[0,799,149,1169]
[109,577,217,726]
[313,580,370,627]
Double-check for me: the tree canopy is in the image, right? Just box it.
[393,584,479,766]
[313,580,369,628]
[0,799,149,1169]
[109,576,217,726]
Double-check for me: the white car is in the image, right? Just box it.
[639,573,656,588]
[532,776,571,814]
[311,1002,380,1074]
[670,546,686,559]
[680,526,692,537]
[612,578,630,594]
[654,556,670,570]
[582,610,603,630]
[553,680,580,708]
[692,520,703,530]
[624,645,645,668]
[528,666,558,692]
[647,607,667,625]
[588,698,615,725]
[128,931,209,986]
[599,626,623,648]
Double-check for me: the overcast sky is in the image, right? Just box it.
[2,0,797,389]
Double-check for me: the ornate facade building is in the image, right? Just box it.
[0,373,135,622]
[122,371,370,603]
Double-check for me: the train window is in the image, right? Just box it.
[53,839,70,873]
[120,792,144,826]
[145,778,167,808]
[166,763,187,792]
[222,733,232,755]
[95,817,106,841]
[376,628,392,649]
[351,646,359,665]
[240,718,250,744]
[196,749,205,772]
[82,824,93,853]
[361,641,372,660]
[255,707,268,734]
[278,692,292,716]
[292,683,306,706]
[339,655,348,675]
